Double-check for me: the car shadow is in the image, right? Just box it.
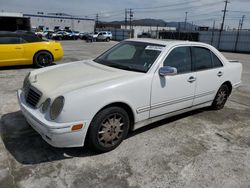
[127,108,204,139]
[0,65,33,70]
[0,109,205,165]
[0,111,96,165]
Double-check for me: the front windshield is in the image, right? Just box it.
[94,41,165,73]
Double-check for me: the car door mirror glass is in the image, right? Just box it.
[159,66,177,76]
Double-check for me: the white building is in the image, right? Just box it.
[121,25,176,38]
[23,13,95,33]
[0,12,23,17]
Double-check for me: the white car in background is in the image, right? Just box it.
[17,39,242,152]
[93,31,112,41]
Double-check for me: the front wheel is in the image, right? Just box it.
[33,51,53,68]
[211,84,230,110]
[87,107,130,152]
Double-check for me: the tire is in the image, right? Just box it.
[106,37,110,42]
[211,84,230,110]
[87,106,130,153]
[33,51,53,68]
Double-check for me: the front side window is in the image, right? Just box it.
[94,41,165,73]
[192,47,212,71]
[0,36,21,44]
[163,47,192,74]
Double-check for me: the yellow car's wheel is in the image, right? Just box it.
[34,51,53,68]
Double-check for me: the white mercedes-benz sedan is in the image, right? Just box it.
[17,39,242,152]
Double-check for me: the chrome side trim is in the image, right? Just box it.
[136,106,150,114]
[134,100,213,130]
[195,90,215,98]
[136,90,215,114]
[151,95,194,110]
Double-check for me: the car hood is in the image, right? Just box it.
[29,60,134,98]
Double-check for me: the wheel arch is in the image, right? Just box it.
[91,102,135,132]
[222,81,233,95]
[84,101,135,147]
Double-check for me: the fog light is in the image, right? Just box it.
[71,124,83,131]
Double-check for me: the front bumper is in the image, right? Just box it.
[17,89,88,148]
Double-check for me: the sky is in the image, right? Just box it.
[1,0,250,29]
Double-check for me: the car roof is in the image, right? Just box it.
[0,31,36,37]
[125,38,207,47]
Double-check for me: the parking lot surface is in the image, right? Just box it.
[0,40,250,188]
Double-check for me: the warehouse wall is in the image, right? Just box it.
[24,14,95,33]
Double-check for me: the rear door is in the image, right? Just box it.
[192,47,224,105]
[0,36,25,66]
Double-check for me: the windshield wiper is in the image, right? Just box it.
[107,63,145,73]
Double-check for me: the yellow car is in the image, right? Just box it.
[0,31,63,68]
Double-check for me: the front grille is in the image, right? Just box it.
[25,87,42,108]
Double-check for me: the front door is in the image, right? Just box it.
[150,46,196,117]
[0,36,24,66]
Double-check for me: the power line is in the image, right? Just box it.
[133,0,200,10]
[228,10,250,14]
[135,1,223,13]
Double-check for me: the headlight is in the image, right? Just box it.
[50,96,64,120]
[41,98,51,113]
[23,72,30,89]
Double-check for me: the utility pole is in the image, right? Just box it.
[211,20,215,45]
[240,15,245,30]
[95,14,99,31]
[125,9,128,29]
[156,24,159,39]
[184,11,188,31]
[218,0,230,49]
[235,15,245,51]
[129,9,133,30]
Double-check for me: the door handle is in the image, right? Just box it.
[217,71,223,77]
[15,47,22,50]
[187,76,196,83]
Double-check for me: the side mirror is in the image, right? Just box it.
[159,66,177,76]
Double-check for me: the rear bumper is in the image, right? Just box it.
[17,89,88,148]
[232,82,241,89]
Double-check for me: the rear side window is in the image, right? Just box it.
[21,35,43,43]
[164,47,192,74]
[212,53,223,68]
[0,37,21,44]
[192,47,212,71]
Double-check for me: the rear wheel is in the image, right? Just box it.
[106,37,110,42]
[33,51,53,68]
[87,107,130,152]
[211,84,230,110]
